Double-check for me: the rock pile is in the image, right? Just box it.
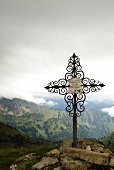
[10,138,114,170]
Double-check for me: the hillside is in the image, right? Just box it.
[0,121,46,148]
[0,97,114,142]
[101,131,114,147]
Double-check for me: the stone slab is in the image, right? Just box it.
[32,157,59,170]
[47,149,60,158]
[64,147,110,165]
[61,156,91,170]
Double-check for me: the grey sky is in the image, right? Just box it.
[0,0,114,102]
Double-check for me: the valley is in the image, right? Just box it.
[0,97,114,142]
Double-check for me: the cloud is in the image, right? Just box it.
[46,100,58,106]
[36,97,46,104]
[35,97,58,106]
[101,106,114,117]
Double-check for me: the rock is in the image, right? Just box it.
[61,152,78,160]
[32,157,59,170]
[105,148,114,156]
[78,138,104,149]
[47,149,60,158]
[9,164,17,170]
[109,156,114,167]
[64,147,110,165]
[110,168,114,170]
[63,138,73,149]
[53,167,62,170]
[15,153,37,164]
[9,153,37,170]
[91,144,106,153]
[43,167,49,170]
[61,156,91,170]
[59,147,62,152]
[86,145,91,151]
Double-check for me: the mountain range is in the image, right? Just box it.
[0,97,114,142]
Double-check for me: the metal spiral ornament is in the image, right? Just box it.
[65,54,84,80]
[45,78,68,95]
[64,93,73,116]
[76,93,86,116]
[82,78,105,94]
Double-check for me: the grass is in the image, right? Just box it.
[0,143,62,170]
[107,146,114,153]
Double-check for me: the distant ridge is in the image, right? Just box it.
[0,97,38,115]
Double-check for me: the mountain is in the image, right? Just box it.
[0,97,38,115]
[0,121,47,148]
[0,97,114,142]
[0,97,72,142]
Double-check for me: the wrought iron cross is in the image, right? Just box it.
[45,53,105,147]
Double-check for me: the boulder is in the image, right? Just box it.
[9,153,37,170]
[63,147,110,165]
[109,156,114,167]
[63,138,105,151]
[63,138,73,149]
[47,149,60,158]
[110,168,114,170]
[61,156,91,170]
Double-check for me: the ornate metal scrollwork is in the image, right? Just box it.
[45,78,68,95]
[64,54,85,116]
[65,54,84,80]
[64,93,73,116]
[76,93,86,116]
[82,78,105,94]
[64,93,86,117]
[45,53,105,117]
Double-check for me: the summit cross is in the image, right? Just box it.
[45,53,105,148]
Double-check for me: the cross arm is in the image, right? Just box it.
[82,78,105,93]
[44,78,68,95]
[45,84,69,90]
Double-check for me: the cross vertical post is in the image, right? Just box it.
[45,53,105,148]
[73,93,77,147]
[72,55,78,147]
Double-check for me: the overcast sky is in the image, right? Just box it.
[0,0,114,102]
